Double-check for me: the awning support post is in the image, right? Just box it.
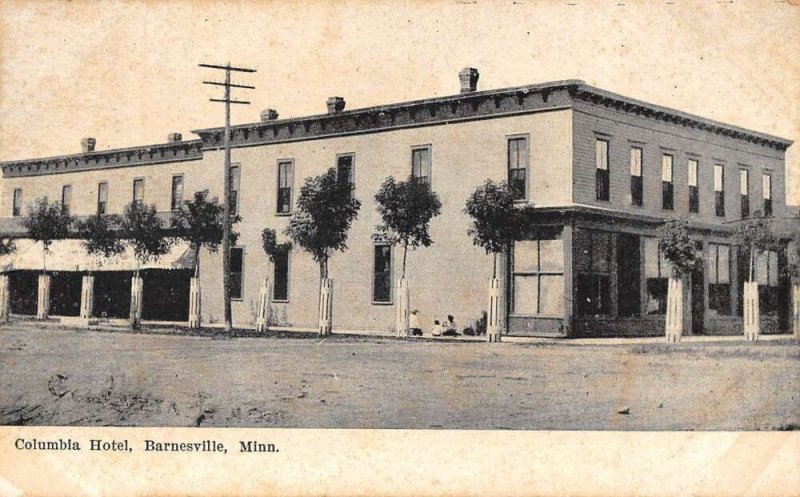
[130,275,144,329]
[665,277,683,343]
[80,275,94,322]
[188,276,202,328]
[395,277,410,338]
[36,274,51,321]
[0,274,9,322]
[255,277,270,332]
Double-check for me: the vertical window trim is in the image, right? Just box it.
[11,188,22,217]
[372,243,393,305]
[171,174,184,211]
[411,145,432,186]
[97,182,108,215]
[276,159,293,215]
[507,134,530,202]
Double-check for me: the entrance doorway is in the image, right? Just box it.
[691,243,705,334]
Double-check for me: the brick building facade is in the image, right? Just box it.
[0,70,794,336]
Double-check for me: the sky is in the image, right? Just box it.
[1,0,798,203]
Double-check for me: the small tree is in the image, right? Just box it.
[465,180,522,278]
[171,190,239,278]
[284,168,361,280]
[374,176,442,279]
[261,228,292,263]
[23,197,73,275]
[77,214,126,267]
[784,218,800,284]
[657,219,703,279]
[0,238,16,257]
[121,202,174,278]
[735,211,777,284]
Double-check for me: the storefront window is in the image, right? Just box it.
[575,230,612,316]
[512,239,564,316]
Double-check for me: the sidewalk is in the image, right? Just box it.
[3,315,796,346]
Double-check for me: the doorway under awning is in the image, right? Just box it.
[8,239,196,272]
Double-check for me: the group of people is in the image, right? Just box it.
[408,310,459,337]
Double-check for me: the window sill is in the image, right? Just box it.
[372,301,393,306]
[231,298,244,302]
[271,300,290,304]
[275,212,292,217]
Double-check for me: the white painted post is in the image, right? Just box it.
[791,284,799,342]
[743,280,760,341]
[487,277,501,343]
[36,273,51,320]
[318,278,333,336]
[255,277,270,332]
[665,277,683,343]
[80,275,94,321]
[395,277,410,338]
[0,274,9,322]
[130,275,144,328]
[188,276,202,328]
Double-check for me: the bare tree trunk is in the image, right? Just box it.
[194,244,201,278]
[402,244,408,279]
[749,244,754,283]
[493,252,498,279]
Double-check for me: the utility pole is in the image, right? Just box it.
[200,62,256,334]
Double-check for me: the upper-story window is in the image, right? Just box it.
[739,169,750,218]
[276,161,293,214]
[171,175,184,211]
[714,164,725,217]
[11,188,22,217]
[230,164,241,215]
[132,178,145,207]
[508,136,529,201]
[661,154,674,211]
[411,146,431,185]
[630,147,643,207]
[336,154,355,197]
[762,173,772,217]
[688,159,699,213]
[61,185,72,216]
[595,139,609,201]
[97,182,108,215]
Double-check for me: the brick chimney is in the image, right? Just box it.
[458,67,480,93]
[326,97,346,114]
[81,137,96,153]
[260,109,279,121]
[167,133,182,142]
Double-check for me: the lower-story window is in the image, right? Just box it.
[644,237,672,315]
[230,247,244,300]
[708,243,731,315]
[512,239,565,316]
[373,244,392,304]
[272,249,290,302]
[756,250,779,315]
[575,229,611,316]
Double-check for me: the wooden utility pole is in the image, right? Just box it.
[200,62,256,333]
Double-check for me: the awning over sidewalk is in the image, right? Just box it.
[6,239,195,272]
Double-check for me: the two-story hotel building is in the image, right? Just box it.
[0,69,794,336]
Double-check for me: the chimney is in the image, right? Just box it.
[260,109,279,122]
[458,67,480,93]
[326,96,346,114]
[81,137,96,153]
[167,133,182,142]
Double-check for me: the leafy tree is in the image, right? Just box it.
[735,211,777,283]
[261,228,292,263]
[465,180,522,278]
[121,202,173,279]
[784,218,800,284]
[284,168,361,280]
[171,190,239,278]
[0,238,16,257]
[374,175,442,278]
[23,197,73,275]
[657,219,703,278]
[77,214,126,270]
